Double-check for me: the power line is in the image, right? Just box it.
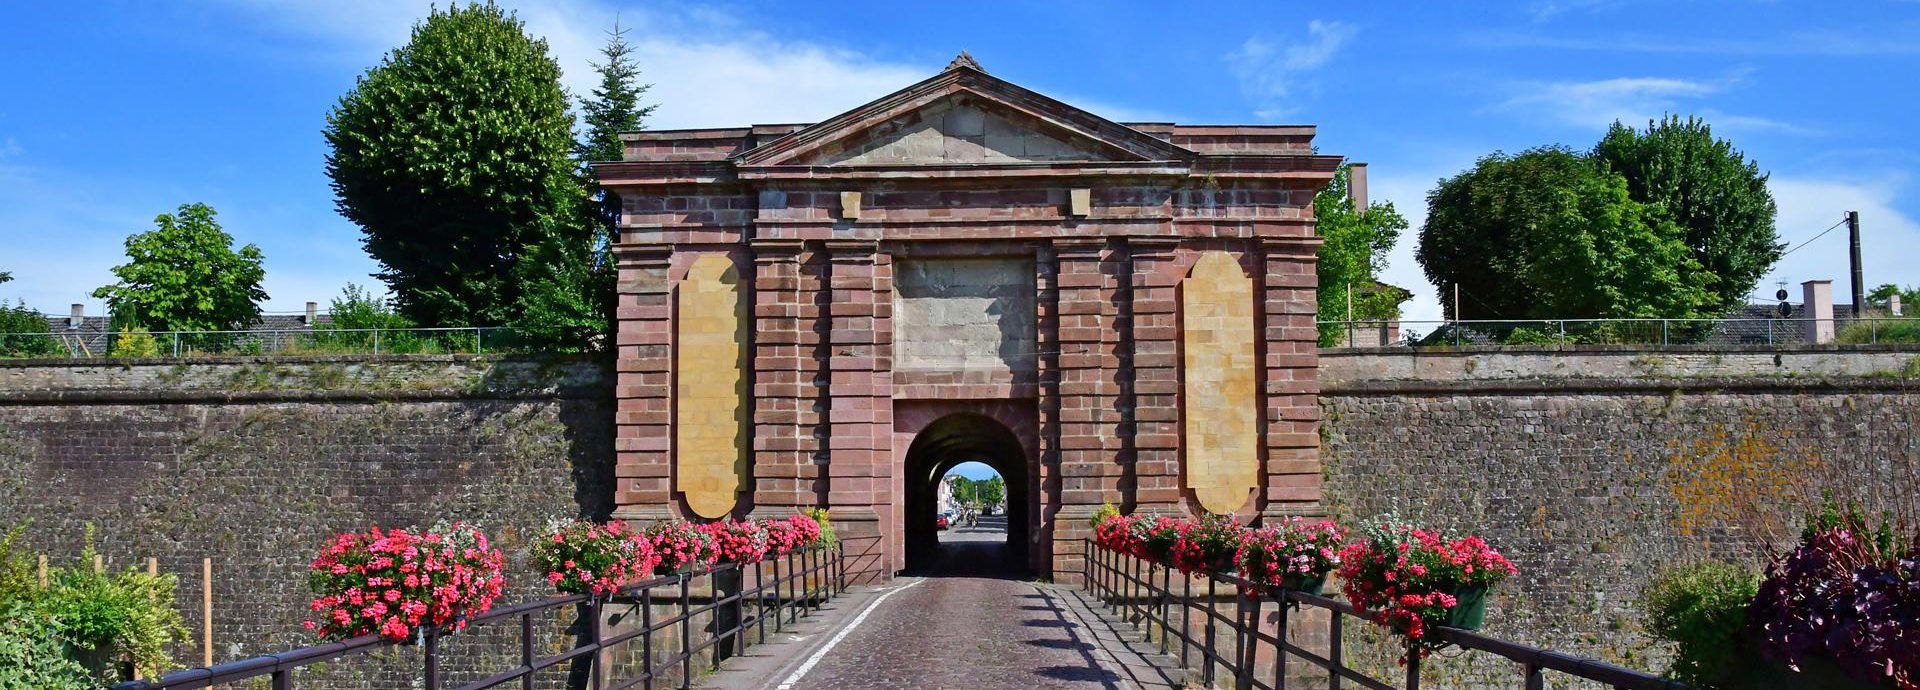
[1778,217,1848,259]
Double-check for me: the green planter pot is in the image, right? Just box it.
[1447,584,1489,630]
[1282,573,1327,596]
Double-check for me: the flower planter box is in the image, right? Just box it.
[1446,584,1488,630]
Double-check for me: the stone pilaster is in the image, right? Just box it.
[1127,238,1181,512]
[749,240,815,514]
[1259,237,1325,517]
[613,246,675,522]
[823,241,894,577]
[1050,238,1127,578]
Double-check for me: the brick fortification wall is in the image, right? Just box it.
[0,355,614,688]
[1317,346,1920,688]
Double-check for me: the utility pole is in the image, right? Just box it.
[1848,211,1865,316]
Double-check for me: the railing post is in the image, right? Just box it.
[476,327,484,354]
[1328,611,1342,690]
[521,612,535,690]
[642,587,655,690]
[423,627,440,690]
[1159,563,1172,653]
[1274,592,1288,690]
[1181,568,1192,669]
[713,565,741,666]
[679,574,692,690]
[373,328,381,355]
[772,552,784,632]
[271,669,291,690]
[757,558,769,644]
[1234,586,1253,690]
[172,332,180,357]
[1405,651,1420,690]
[588,596,605,690]
[1523,662,1544,690]
[1663,319,1670,345]
[1204,577,1218,688]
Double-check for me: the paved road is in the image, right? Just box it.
[773,518,1173,690]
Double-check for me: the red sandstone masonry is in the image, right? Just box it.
[597,60,1339,580]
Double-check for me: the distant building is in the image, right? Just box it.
[39,302,332,356]
[936,474,961,515]
[1328,282,1413,347]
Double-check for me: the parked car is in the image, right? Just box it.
[936,515,950,530]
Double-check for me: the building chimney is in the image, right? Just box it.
[1802,280,1834,344]
[304,301,319,326]
[1892,293,1904,317]
[1348,163,1369,213]
[68,304,84,330]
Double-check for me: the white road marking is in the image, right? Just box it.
[771,577,927,690]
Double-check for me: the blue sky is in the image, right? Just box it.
[3,1,1917,324]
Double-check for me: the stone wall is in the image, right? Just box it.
[0,355,614,687]
[1317,346,1920,688]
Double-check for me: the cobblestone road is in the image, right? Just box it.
[779,518,1171,690]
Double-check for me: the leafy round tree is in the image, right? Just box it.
[1594,116,1780,314]
[1315,164,1410,345]
[1417,147,1715,323]
[325,2,581,327]
[91,202,267,332]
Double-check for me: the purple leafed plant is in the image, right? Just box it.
[1749,509,1919,690]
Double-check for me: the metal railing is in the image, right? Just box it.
[1321,317,1920,347]
[111,539,859,690]
[1085,540,1689,690]
[1,327,526,359]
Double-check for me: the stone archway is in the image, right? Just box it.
[901,413,1032,574]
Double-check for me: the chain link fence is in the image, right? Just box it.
[1327,317,1920,347]
[0,327,525,359]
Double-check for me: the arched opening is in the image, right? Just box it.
[902,413,1030,576]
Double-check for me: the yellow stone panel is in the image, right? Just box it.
[1181,251,1259,515]
[676,254,748,518]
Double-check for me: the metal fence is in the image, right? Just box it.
[1,327,525,359]
[1322,317,1920,347]
[109,539,854,690]
[1086,541,1689,690]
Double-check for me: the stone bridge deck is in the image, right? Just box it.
[697,518,1183,690]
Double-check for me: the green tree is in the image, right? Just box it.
[1315,164,1410,346]
[1416,147,1715,322]
[509,20,656,352]
[1868,283,1919,312]
[91,203,266,332]
[1594,116,1781,314]
[975,476,1006,508]
[326,2,581,328]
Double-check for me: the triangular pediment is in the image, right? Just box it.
[738,62,1194,168]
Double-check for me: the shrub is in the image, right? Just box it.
[1641,562,1761,687]
[39,538,188,681]
[0,601,92,690]
[1090,501,1120,530]
[646,521,717,575]
[1837,314,1920,345]
[803,508,839,549]
[305,524,506,642]
[1337,516,1517,662]
[0,525,36,607]
[1236,517,1347,593]
[0,300,59,358]
[532,519,657,597]
[1750,503,1917,689]
[108,326,160,358]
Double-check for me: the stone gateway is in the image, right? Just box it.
[596,54,1340,579]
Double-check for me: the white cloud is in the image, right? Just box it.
[217,0,930,129]
[1764,173,1920,300]
[1495,73,1809,133]
[1225,20,1358,120]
